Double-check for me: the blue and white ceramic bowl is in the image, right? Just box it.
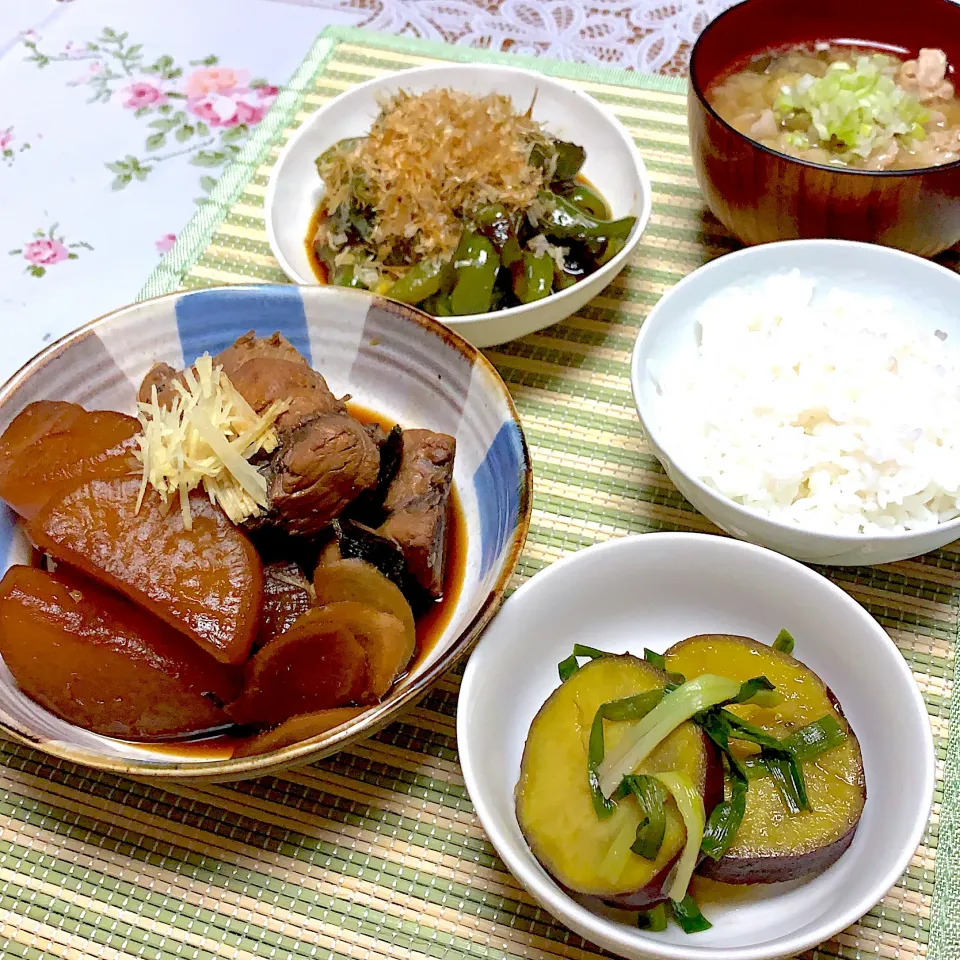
[0,284,532,782]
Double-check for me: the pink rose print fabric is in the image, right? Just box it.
[23,30,279,200]
[155,233,177,255]
[9,225,93,278]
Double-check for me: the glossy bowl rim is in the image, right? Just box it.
[688,0,960,179]
[0,283,534,780]
[264,62,653,328]
[630,238,960,551]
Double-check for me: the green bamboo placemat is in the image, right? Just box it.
[0,25,955,960]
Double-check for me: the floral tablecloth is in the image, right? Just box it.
[0,0,735,381]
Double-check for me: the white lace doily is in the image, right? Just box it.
[273,0,739,75]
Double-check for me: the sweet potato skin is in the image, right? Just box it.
[0,401,139,520]
[665,634,866,885]
[516,655,721,907]
[28,476,263,665]
[0,564,239,740]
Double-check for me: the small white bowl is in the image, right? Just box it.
[265,64,652,348]
[458,532,934,960]
[631,239,960,566]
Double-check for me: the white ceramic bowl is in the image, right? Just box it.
[0,284,532,781]
[631,239,960,566]
[265,64,652,348]
[458,532,934,960]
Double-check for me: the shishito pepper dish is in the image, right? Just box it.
[306,88,637,316]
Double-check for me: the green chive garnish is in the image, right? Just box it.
[761,750,809,814]
[773,628,795,655]
[557,643,607,681]
[637,903,668,932]
[588,690,663,818]
[700,760,748,860]
[616,774,667,859]
[671,894,712,933]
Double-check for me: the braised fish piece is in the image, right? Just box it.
[266,414,380,536]
[379,429,456,597]
[137,332,345,433]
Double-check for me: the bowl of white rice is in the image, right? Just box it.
[631,239,960,566]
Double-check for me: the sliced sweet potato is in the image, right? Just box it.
[516,655,721,907]
[313,559,416,671]
[28,476,263,665]
[665,634,866,884]
[0,564,239,740]
[0,401,139,520]
[233,707,365,757]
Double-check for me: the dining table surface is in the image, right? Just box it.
[2,4,959,960]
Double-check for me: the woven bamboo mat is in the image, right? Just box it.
[1,25,956,960]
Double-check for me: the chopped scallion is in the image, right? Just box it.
[652,771,704,902]
[762,750,809,814]
[700,761,748,860]
[557,643,608,681]
[645,648,686,687]
[724,676,776,705]
[670,894,713,933]
[637,903,668,932]
[597,675,742,798]
[615,775,667,860]
[588,691,663,818]
[644,648,666,670]
[773,628,795,655]
[782,714,847,759]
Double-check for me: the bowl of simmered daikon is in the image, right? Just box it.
[688,0,960,256]
[0,284,531,781]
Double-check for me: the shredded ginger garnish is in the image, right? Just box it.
[133,354,288,528]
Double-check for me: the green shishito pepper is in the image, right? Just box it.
[451,231,500,315]
[332,264,366,289]
[537,192,636,244]
[552,140,587,181]
[473,204,523,266]
[386,258,451,305]
[514,251,553,304]
[563,182,609,219]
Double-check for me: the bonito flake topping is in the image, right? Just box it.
[316,89,550,265]
[134,354,288,529]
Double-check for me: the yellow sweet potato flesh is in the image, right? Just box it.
[665,634,865,882]
[516,655,714,900]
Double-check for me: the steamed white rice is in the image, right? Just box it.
[656,270,960,535]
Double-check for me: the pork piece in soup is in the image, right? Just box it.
[707,45,960,170]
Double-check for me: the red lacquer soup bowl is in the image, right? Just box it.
[688,0,960,256]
